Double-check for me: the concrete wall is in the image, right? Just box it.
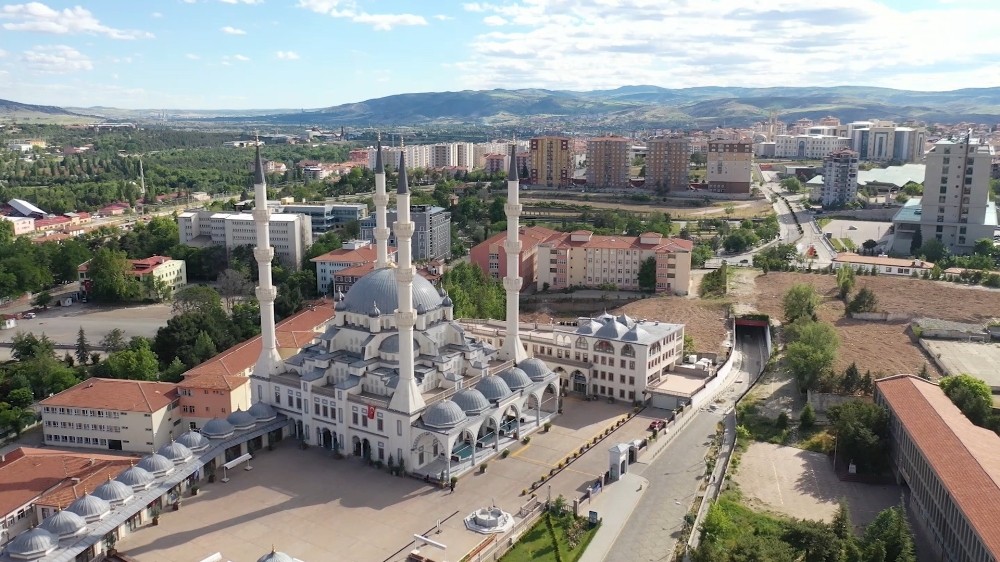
[807,390,864,415]
[851,311,914,322]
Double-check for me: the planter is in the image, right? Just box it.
[151,517,159,526]
[208,474,216,483]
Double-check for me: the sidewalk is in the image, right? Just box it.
[577,472,648,562]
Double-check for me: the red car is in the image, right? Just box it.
[648,419,666,431]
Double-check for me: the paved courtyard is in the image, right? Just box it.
[118,397,670,562]
[734,443,900,531]
[821,219,892,249]
[922,340,1000,385]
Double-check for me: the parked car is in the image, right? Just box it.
[648,419,667,431]
[22,312,35,319]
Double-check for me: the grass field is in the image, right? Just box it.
[501,513,599,562]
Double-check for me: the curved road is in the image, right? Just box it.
[604,332,768,562]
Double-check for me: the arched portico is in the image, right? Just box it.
[411,431,446,470]
[570,370,587,394]
[541,382,559,414]
[477,418,499,450]
[524,392,541,428]
[498,404,520,439]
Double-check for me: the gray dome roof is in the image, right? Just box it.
[575,319,602,335]
[518,358,553,382]
[442,294,453,307]
[176,430,211,452]
[227,409,257,430]
[621,325,649,342]
[498,367,532,391]
[379,334,419,354]
[598,311,616,321]
[341,267,443,316]
[137,453,175,477]
[335,299,347,311]
[67,494,110,523]
[158,441,193,464]
[422,400,466,429]
[451,389,490,415]
[40,510,86,539]
[595,318,628,339]
[202,417,235,438]
[477,376,513,402]
[247,401,277,422]
[616,313,634,326]
[368,301,381,317]
[7,527,58,559]
[93,477,134,506]
[257,550,295,562]
[416,302,427,315]
[116,466,154,491]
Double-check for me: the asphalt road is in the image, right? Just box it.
[604,333,767,562]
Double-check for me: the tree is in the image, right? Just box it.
[88,247,140,302]
[7,387,34,409]
[841,362,861,394]
[939,373,993,427]
[799,403,816,428]
[11,332,55,361]
[832,501,854,542]
[637,256,657,293]
[783,284,820,322]
[101,328,128,353]
[97,339,160,381]
[861,507,915,562]
[31,291,52,309]
[918,239,946,263]
[301,231,343,271]
[784,319,839,390]
[75,327,90,365]
[780,177,803,193]
[153,311,237,369]
[160,357,188,383]
[909,228,923,257]
[972,238,996,257]
[847,287,878,315]
[828,400,889,474]
[172,285,222,315]
[861,239,878,256]
[442,262,505,320]
[191,331,217,365]
[836,266,855,300]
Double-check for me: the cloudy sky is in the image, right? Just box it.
[0,0,998,109]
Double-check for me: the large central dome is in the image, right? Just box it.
[341,267,444,316]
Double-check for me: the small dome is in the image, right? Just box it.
[40,510,86,539]
[67,494,110,523]
[176,430,211,452]
[257,550,295,562]
[226,409,256,430]
[93,477,134,506]
[201,417,236,439]
[442,294,453,307]
[621,324,650,342]
[247,401,277,422]
[335,300,347,311]
[616,313,634,326]
[595,319,628,339]
[416,302,427,315]
[422,400,466,429]
[117,466,155,491]
[369,301,381,318]
[452,389,490,415]
[518,358,553,382]
[575,319,602,335]
[476,376,513,402]
[7,527,58,559]
[137,453,175,477]
[498,367,532,391]
[335,290,345,302]
[158,441,193,464]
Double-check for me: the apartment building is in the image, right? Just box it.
[431,143,458,168]
[279,202,368,235]
[474,142,513,168]
[40,379,181,453]
[645,136,689,192]
[890,132,997,255]
[177,373,252,430]
[817,149,859,207]
[470,225,560,284]
[706,141,752,193]
[876,375,1000,562]
[484,153,508,175]
[78,255,187,297]
[535,231,693,295]
[586,136,630,189]
[455,142,475,169]
[178,210,313,269]
[360,205,452,261]
[773,134,852,160]
[309,239,396,295]
[529,136,573,187]
[1,216,35,236]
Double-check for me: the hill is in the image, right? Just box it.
[0,99,93,123]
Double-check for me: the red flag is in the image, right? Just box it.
[367,405,376,419]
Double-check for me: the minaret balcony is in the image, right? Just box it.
[254,247,274,262]
[252,209,272,221]
[255,285,277,301]
[502,277,522,292]
[395,222,415,237]
[373,194,389,206]
[504,240,522,254]
[504,203,522,217]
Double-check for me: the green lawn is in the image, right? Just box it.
[501,512,599,562]
[816,217,833,229]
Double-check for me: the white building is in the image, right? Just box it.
[1,216,35,236]
[817,148,859,207]
[773,134,852,159]
[178,210,313,269]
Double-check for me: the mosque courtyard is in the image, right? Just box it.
[117,397,667,562]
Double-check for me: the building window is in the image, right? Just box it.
[352,407,359,425]
[377,413,384,432]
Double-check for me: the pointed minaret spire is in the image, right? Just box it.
[373,140,390,269]
[388,152,425,413]
[250,135,282,398]
[500,143,527,363]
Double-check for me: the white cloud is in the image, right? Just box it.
[151,12,163,18]
[0,49,7,57]
[220,0,263,4]
[433,14,453,21]
[220,25,246,35]
[276,50,300,60]
[297,0,428,30]
[0,2,154,39]
[455,0,1000,92]
[22,44,93,73]
[185,53,200,60]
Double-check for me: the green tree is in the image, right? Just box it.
[172,285,223,315]
[828,400,889,474]
[31,291,52,309]
[0,404,35,437]
[51,239,93,284]
[301,231,343,270]
[847,287,878,315]
[799,403,816,428]
[836,266,855,300]
[861,507,915,562]
[97,339,160,380]
[7,387,34,409]
[918,238,946,262]
[101,328,128,353]
[841,362,861,393]
[88,247,141,302]
[783,283,820,322]
[784,319,839,390]
[442,262,505,320]
[939,373,993,427]
[74,326,90,365]
[780,177,803,193]
[153,311,237,368]
[861,239,878,256]
[637,256,657,293]
[972,238,996,257]
[11,332,55,361]
[909,228,923,257]
[160,357,188,383]
[191,330,217,364]
[832,501,854,542]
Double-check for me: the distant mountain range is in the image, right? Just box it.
[6,85,1000,128]
[0,99,91,120]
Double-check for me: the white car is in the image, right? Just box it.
[23,312,35,319]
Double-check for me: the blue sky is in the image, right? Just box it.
[0,0,998,109]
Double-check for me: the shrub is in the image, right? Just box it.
[776,412,789,430]
[522,436,531,444]
[800,403,816,428]
[501,449,510,459]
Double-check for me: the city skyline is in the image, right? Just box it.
[0,0,998,109]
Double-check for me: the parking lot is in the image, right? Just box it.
[734,443,900,530]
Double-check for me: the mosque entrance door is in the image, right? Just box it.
[362,438,372,461]
[352,436,362,456]
[322,429,333,450]
[572,372,587,394]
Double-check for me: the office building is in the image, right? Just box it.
[645,136,689,192]
[847,122,927,163]
[706,141,753,193]
[360,205,452,261]
[529,136,573,187]
[817,149,859,207]
[78,255,187,298]
[773,134,852,160]
[178,210,313,269]
[309,239,397,295]
[586,136,630,189]
[279,202,368,235]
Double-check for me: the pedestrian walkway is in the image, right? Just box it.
[577,472,647,562]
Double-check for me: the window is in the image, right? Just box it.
[377,413,384,432]
[352,407,359,425]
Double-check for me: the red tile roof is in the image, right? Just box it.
[876,375,1000,556]
[0,448,139,515]
[40,379,178,412]
[335,262,376,278]
[478,226,561,253]
[545,231,694,252]
[179,373,249,391]
[310,246,390,264]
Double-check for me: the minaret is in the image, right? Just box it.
[388,154,426,413]
[500,144,528,362]
[251,143,282,397]
[373,140,390,269]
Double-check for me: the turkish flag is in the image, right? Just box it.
[367,405,376,419]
